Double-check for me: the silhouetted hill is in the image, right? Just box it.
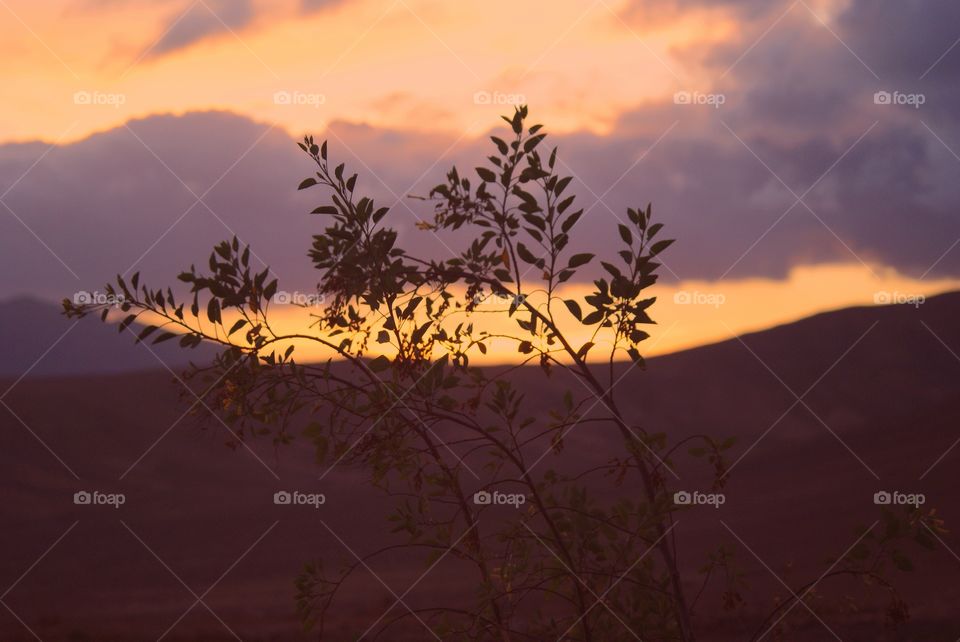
[1,293,958,640]
[0,297,217,377]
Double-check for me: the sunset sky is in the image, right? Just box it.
[2,0,735,142]
[2,0,960,359]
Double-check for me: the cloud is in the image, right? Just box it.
[133,0,350,59]
[0,107,957,305]
[148,0,255,57]
[619,0,779,31]
[300,0,350,14]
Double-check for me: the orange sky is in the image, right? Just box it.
[0,0,740,143]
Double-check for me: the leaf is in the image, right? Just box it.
[377,330,390,344]
[557,195,575,214]
[476,167,497,183]
[118,314,137,334]
[228,319,247,336]
[523,133,546,153]
[510,110,523,134]
[567,253,594,268]
[563,299,582,321]
[206,298,221,324]
[135,325,157,343]
[582,311,604,325]
[618,224,633,245]
[576,341,594,360]
[516,242,538,264]
[298,178,318,190]
[650,239,674,255]
[561,210,583,233]
[369,355,391,372]
[178,333,201,349]
[311,206,338,215]
[518,340,533,354]
[412,321,433,345]
[601,261,623,279]
[152,331,178,344]
[263,280,278,302]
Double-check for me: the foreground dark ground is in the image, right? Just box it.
[2,294,959,640]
